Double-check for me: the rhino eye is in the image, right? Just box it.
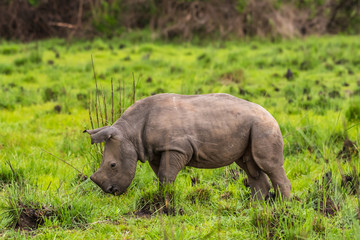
[110,163,116,168]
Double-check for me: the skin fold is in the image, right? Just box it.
[85,93,291,200]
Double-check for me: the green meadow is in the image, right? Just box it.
[0,34,360,239]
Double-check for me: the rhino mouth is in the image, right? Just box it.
[113,190,123,196]
[105,185,125,196]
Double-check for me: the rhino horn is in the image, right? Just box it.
[83,126,118,144]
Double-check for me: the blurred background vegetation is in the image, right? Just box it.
[1,0,359,41]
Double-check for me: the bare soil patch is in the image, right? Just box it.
[337,138,358,162]
[341,174,359,195]
[15,202,55,231]
[316,198,339,217]
[311,172,340,217]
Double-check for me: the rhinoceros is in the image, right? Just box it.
[84,93,291,200]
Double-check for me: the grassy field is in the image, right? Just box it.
[0,33,360,239]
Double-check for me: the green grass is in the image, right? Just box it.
[0,34,360,239]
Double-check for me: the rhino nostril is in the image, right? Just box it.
[107,186,114,193]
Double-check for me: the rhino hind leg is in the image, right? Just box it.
[266,166,291,199]
[250,123,291,199]
[236,148,271,200]
[248,172,271,200]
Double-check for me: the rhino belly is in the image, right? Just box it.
[185,134,249,169]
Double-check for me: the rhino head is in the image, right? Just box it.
[84,126,137,195]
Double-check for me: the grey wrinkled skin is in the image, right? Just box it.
[84,93,291,199]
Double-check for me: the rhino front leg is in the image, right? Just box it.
[157,151,188,208]
[157,151,188,187]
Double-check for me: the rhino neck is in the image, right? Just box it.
[112,113,147,163]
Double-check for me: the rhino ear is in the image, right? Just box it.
[83,126,110,135]
[83,126,118,144]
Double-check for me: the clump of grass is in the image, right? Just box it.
[0,161,24,188]
[341,173,359,195]
[42,87,59,102]
[0,183,55,230]
[135,190,163,217]
[1,46,18,55]
[307,172,341,217]
[218,69,245,84]
[28,51,42,64]
[220,190,233,200]
[197,53,211,66]
[222,168,240,182]
[186,187,212,204]
[0,183,93,231]
[134,187,177,217]
[282,123,321,156]
[252,204,303,239]
[0,86,42,110]
[22,74,36,83]
[12,50,43,67]
[337,137,358,162]
[346,100,360,121]
[13,57,28,67]
[0,64,13,75]
[15,201,56,230]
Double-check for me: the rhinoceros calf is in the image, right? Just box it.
[84,93,291,200]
